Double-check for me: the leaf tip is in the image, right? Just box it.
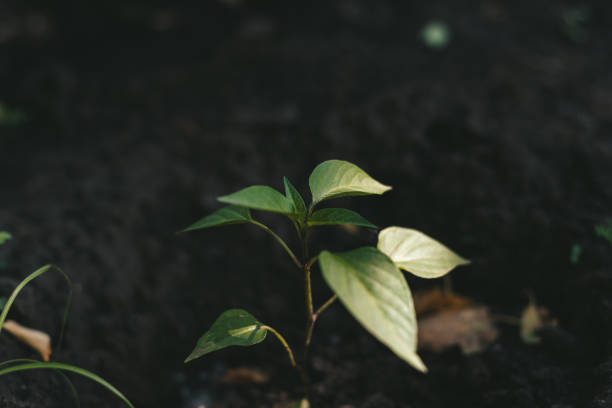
[408,352,428,373]
[216,195,231,204]
[178,223,200,234]
[184,351,197,363]
[454,255,471,268]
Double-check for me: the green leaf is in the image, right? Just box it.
[0,361,134,408]
[319,247,426,372]
[570,243,582,265]
[308,208,377,229]
[218,186,295,214]
[283,177,306,219]
[595,219,612,246]
[0,231,11,245]
[181,205,253,232]
[377,227,470,279]
[309,160,391,205]
[185,309,268,363]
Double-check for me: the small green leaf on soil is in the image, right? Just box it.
[185,309,268,362]
[0,231,11,245]
[595,219,612,246]
[570,243,582,264]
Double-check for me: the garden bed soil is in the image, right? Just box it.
[1,1,612,407]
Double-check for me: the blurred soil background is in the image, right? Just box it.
[1,0,612,407]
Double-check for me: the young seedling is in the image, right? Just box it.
[0,233,134,408]
[182,160,469,402]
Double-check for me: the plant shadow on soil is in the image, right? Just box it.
[1,1,612,407]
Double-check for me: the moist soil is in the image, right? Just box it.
[1,1,612,407]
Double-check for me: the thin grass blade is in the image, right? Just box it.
[0,362,133,408]
[0,264,72,350]
[0,358,80,407]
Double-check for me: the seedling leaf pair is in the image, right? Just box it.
[183,160,383,233]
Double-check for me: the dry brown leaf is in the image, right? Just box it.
[418,306,498,354]
[520,301,558,344]
[218,366,269,385]
[273,399,310,408]
[341,225,360,235]
[414,287,473,317]
[3,320,52,361]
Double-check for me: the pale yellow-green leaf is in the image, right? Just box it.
[319,247,426,372]
[309,160,391,205]
[378,227,469,279]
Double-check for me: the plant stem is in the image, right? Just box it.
[304,294,337,359]
[297,217,338,399]
[315,295,337,316]
[262,325,310,389]
[304,263,314,317]
[301,230,314,347]
[302,255,314,355]
[251,221,302,269]
[303,263,315,352]
[300,225,314,397]
[263,326,298,368]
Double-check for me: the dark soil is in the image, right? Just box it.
[1,1,612,407]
